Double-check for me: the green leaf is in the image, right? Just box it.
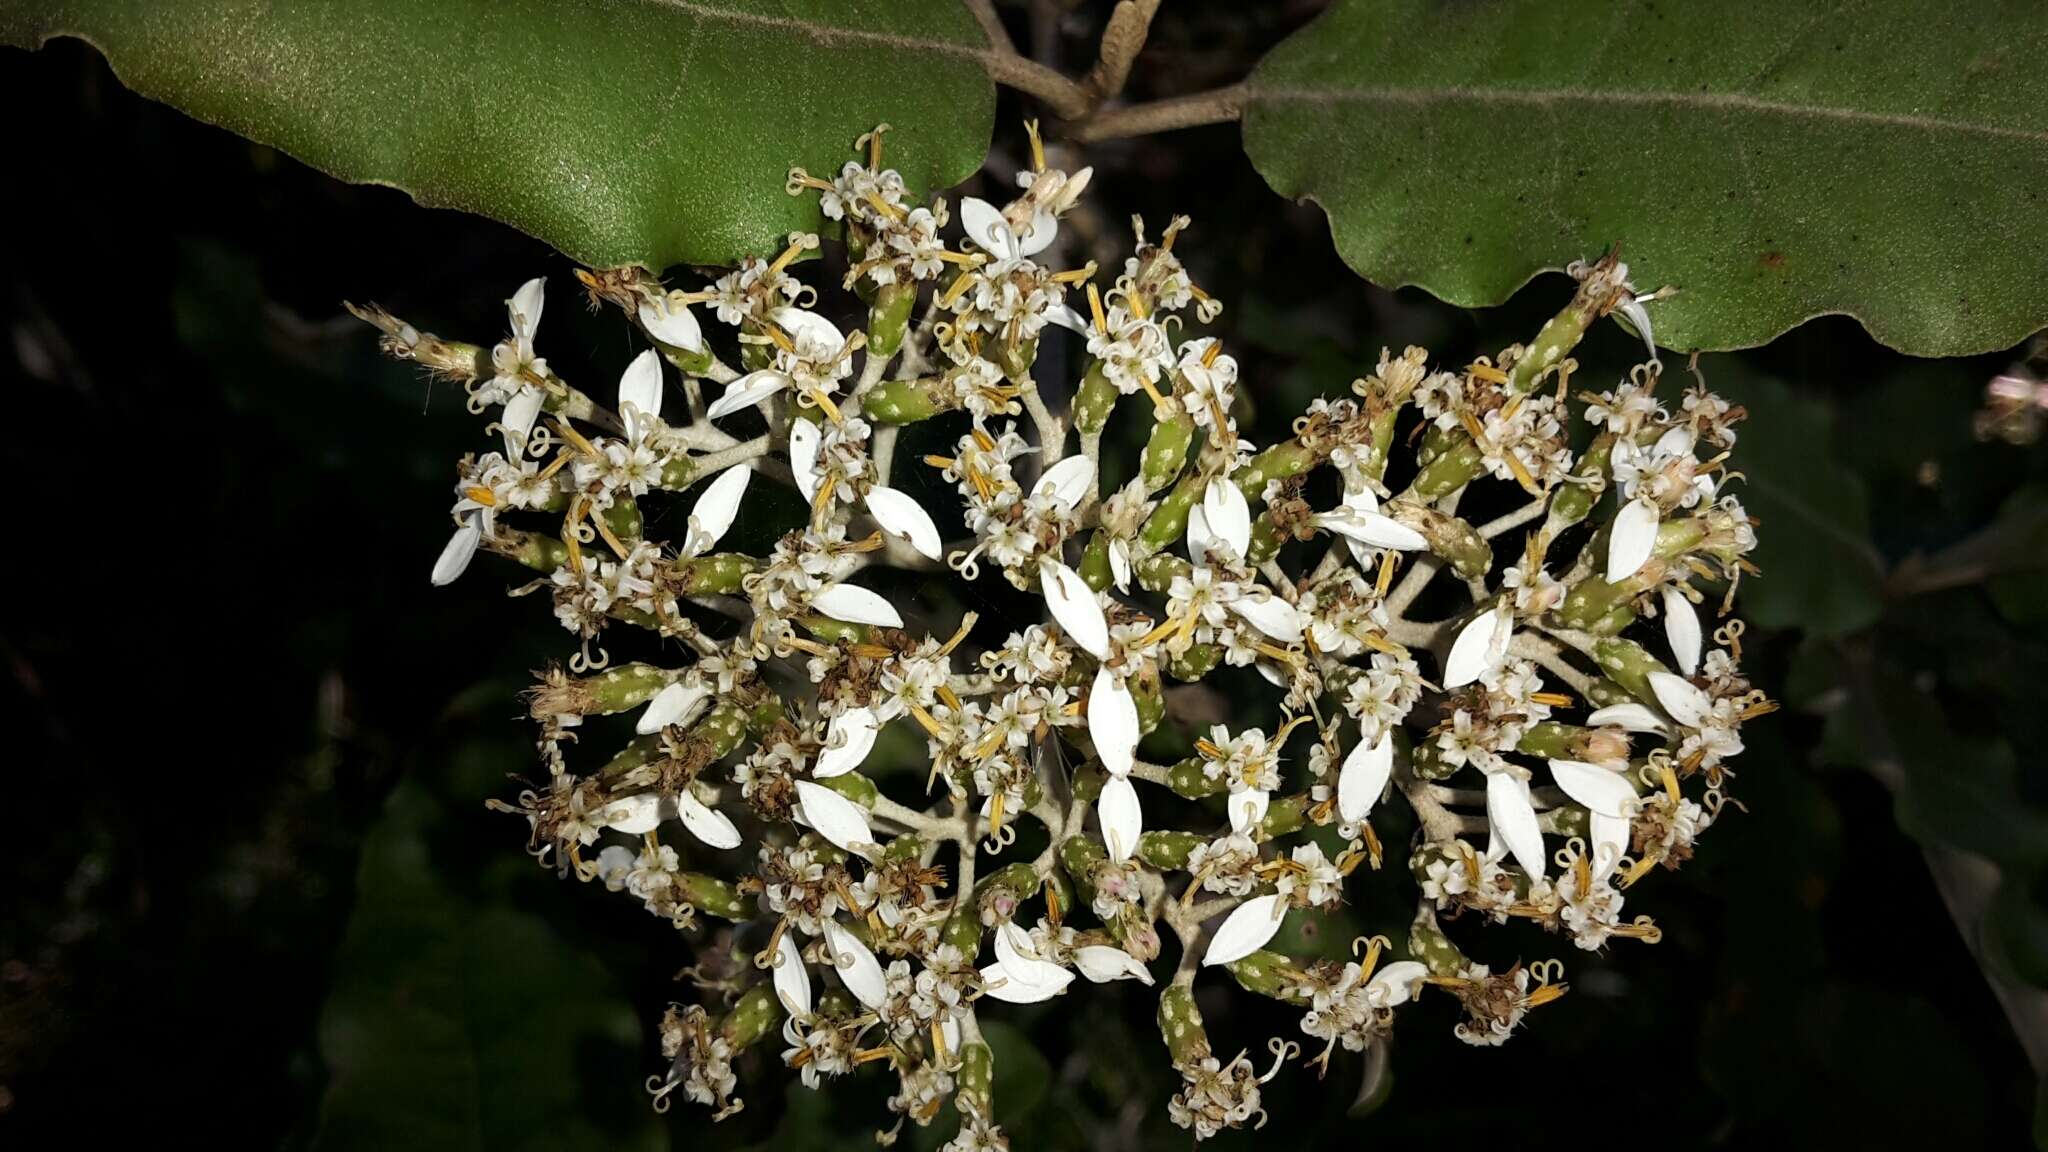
[313,780,661,1152]
[3,0,995,269]
[1712,362,1884,631]
[1713,364,1885,635]
[1243,0,2048,355]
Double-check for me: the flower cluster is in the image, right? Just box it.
[356,127,1772,1146]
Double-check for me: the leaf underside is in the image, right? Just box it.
[2,0,996,270]
[1245,0,2048,356]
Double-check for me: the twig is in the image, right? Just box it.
[1064,84,1249,142]
[1081,0,1164,104]
[962,0,1016,56]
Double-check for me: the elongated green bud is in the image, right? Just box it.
[721,982,783,1047]
[861,377,952,424]
[1141,412,1195,492]
[1073,361,1118,435]
[678,873,751,919]
[866,281,917,357]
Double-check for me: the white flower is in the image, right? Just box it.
[1075,944,1153,985]
[979,922,1074,1003]
[1202,893,1285,966]
[430,515,483,586]
[1337,729,1394,823]
[821,919,889,1009]
[1201,477,1252,559]
[772,930,811,1018]
[485,277,547,405]
[705,368,788,419]
[1607,495,1661,583]
[960,196,1057,261]
[1443,605,1513,688]
[1662,584,1702,675]
[1040,560,1109,659]
[1315,486,1427,557]
[680,464,750,559]
[795,780,874,856]
[814,706,881,778]
[639,293,706,354]
[616,349,665,442]
[1097,774,1143,863]
[637,680,710,734]
[1484,769,1546,879]
[809,582,904,628]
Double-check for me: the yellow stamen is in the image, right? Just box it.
[935,685,963,711]
[1504,450,1543,496]
[970,428,997,452]
[762,322,797,356]
[862,123,889,169]
[767,237,812,276]
[1469,362,1509,385]
[1619,855,1659,888]
[988,790,1006,836]
[1086,283,1108,336]
[930,1018,950,1062]
[1254,642,1303,667]
[1524,982,1569,1008]
[589,502,631,559]
[936,249,983,266]
[909,704,946,738]
[1045,883,1062,927]
[463,485,497,506]
[1194,738,1226,760]
[1458,409,1490,446]
[1376,551,1399,598]
[811,473,838,526]
[1574,852,1591,899]
[1137,374,1170,413]
[937,613,977,657]
[845,531,886,554]
[850,642,896,659]
[537,448,576,482]
[1025,119,1046,173]
[553,418,602,459]
[1136,617,1181,649]
[802,386,844,424]
[1659,764,1682,804]
[1530,691,1575,708]
[925,454,957,471]
[1358,632,1410,658]
[863,191,905,221]
[1362,822,1383,869]
[940,272,976,308]
[1358,936,1385,981]
[854,1046,896,1066]
[1051,263,1098,285]
[562,498,585,571]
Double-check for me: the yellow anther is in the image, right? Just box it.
[859,122,890,169]
[909,704,946,738]
[1458,409,1490,446]
[1051,262,1098,285]
[762,322,797,356]
[935,684,963,711]
[971,428,997,452]
[936,249,983,266]
[1194,738,1227,760]
[1358,632,1411,658]
[1659,764,1682,803]
[463,485,497,506]
[552,418,602,459]
[802,386,845,425]
[589,503,631,559]
[940,272,976,308]
[1524,982,1569,1008]
[1469,362,1509,385]
[1025,119,1046,173]
[1376,552,1400,598]
[1086,283,1108,335]
[767,236,814,276]
[1202,341,1222,368]
[924,454,957,471]
[1530,691,1575,708]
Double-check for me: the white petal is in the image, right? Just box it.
[771,307,844,357]
[1337,729,1394,823]
[431,520,482,586]
[865,486,943,560]
[1040,561,1109,660]
[1108,541,1131,592]
[1548,759,1638,819]
[814,707,880,779]
[772,930,811,1018]
[1648,671,1713,729]
[1098,775,1143,862]
[1662,585,1702,676]
[810,583,904,629]
[689,465,751,551]
[705,369,788,419]
[1365,960,1429,1008]
[674,791,742,850]
[795,780,874,855]
[1589,811,1632,879]
[1618,296,1658,362]
[1443,606,1509,689]
[600,792,662,835]
[1606,497,1660,583]
[1319,507,1429,552]
[636,681,710,734]
[1088,664,1140,779]
[500,387,544,457]
[1254,661,1286,688]
[1185,502,1217,564]
[1202,894,1285,966]
[1202,477,1252,559]
[508,277,544,338]
[1035,456,1095,510]
[1075,945,1154,985]
[1228,788,1270,835]
[978,959,1074,1003]
[1047,303,1091,334]
[1653,424,1695,460]
[959,197,1016,260]
[638,296,705,353]
[616,348,664,440]
[1228,592,1304,644]
[1485,771,1547,880]
[821,919,888,1009]
[995,922,1049,975]
[1011,209,1059,257]
[1587,702,1669,734]
[788,416,821,503]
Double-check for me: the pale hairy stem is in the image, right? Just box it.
[1396,756,1464,842]
[1020,378,1065,463]
[1385,554,1445,619]
[1064,85,1248,143]
[1081,0,1164,103]
[961,0,1015,55]
[1259,559,1297,601]
[873,795,964,838]
[1510,631,1600,699]
[871,424,901,485]
[690,434,775,476]
[1479,496,1552,539]
[682,376,707,424]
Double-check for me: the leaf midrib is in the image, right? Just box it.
[1247,83,2048,147]
[638,0,991,58]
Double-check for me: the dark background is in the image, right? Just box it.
[5,13,2045,1149]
